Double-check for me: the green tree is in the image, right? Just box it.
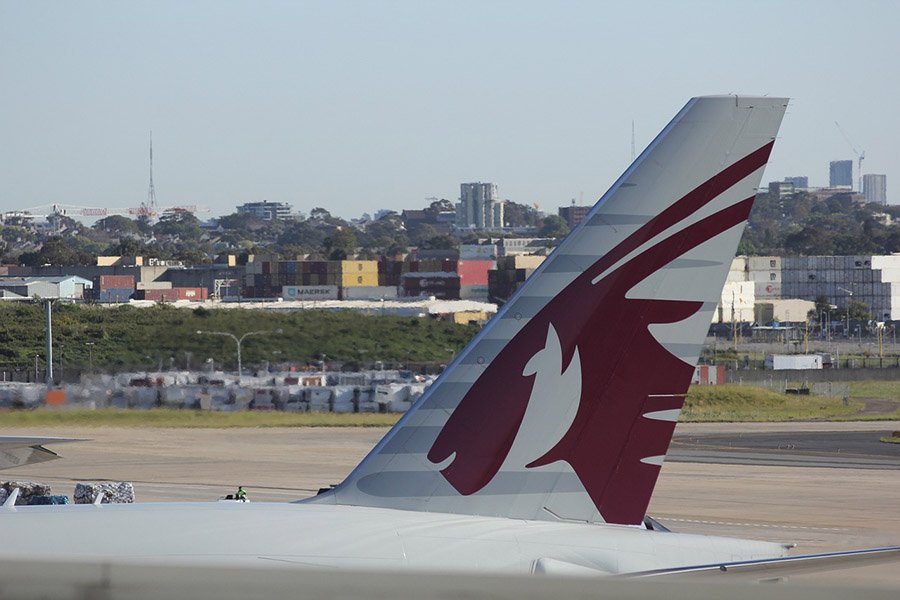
[323,227,357,260]
[93,215,140,236]
[539,215,569,238]
[420,235,456,250]
[503,201,542,227]
[153,211,202,240]
[847,299,871,320]
[18,237,93,266]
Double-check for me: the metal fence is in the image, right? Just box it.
[745,378,850,399]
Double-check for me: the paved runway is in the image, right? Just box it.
[2,422,899,587]
[669,429,900,469]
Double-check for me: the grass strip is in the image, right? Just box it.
[848,380,900,400]
[681,385,864,422]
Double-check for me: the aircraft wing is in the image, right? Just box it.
[627,546,900,581]
[0,436,81,471]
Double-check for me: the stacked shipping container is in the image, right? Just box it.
[487,255,546,304]
[133,287,208,301]
[243,260,383,299]
[457,259,494,301]
[779,255,899,320]
[92,275,135,303]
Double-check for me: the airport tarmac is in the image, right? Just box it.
[1,421,899,587]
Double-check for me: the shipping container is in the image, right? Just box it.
[134,289,178,301]
[135,280,172,290]
[94,289,133,303]
[341,260,378,274]
[176,287,208,300]
[281,285,340,301]
[378,273,402,287]
[764,354,824,370]
[459,285,490,300]
[134,287,207,301]
[497,255,545,270]
[341,272,379,288]
[401,273,461,289]
[754,281,781,298]
[341,286,399,300]
[94,275,135,290]
[747,256,780,271]
[457,260,494,286]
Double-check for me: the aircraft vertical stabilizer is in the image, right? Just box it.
[311,96,788,525]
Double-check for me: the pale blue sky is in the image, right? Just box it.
[1,1,898,219]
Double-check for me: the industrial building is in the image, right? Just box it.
[0,276,92,300]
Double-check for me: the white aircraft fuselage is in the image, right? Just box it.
[2,502,784,574]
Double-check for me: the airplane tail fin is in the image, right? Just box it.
[309,95,788,525]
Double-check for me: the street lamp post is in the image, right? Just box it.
[196,329,283,379]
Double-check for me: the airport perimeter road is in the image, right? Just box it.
[1,422,899,587]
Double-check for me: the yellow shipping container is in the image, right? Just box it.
[341,260,378,274]
[341,272,379,288]
[451,311,492,326]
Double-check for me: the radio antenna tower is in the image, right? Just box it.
[144,131,158,218]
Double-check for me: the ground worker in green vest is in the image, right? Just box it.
[236,486,247,501]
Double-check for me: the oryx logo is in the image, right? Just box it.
[427,142,774,524]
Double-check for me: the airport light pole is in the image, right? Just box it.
[85,342,94,373]
[838,286,853,338]
[196,329,283,380]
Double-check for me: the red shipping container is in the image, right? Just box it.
[174,287,208,300]
[457,260,494,286]
[94,275,136,290]
[136,289,178,301]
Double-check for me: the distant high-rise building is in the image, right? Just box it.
[863,174,888,205]
[456,182,504,229]
[784,176,808,189]
[829,160,853,188]
[236,200,293,221]
[558,203,591,229]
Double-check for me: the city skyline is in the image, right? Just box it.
[1,1,898,219]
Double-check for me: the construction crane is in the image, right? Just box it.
[834,121,865,192]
